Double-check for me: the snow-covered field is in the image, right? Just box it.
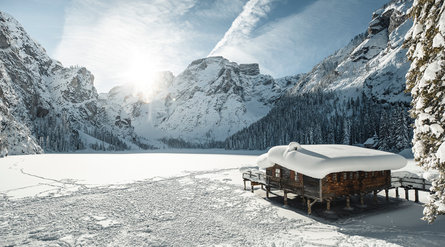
[1,151,445,246]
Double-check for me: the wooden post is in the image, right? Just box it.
[405,188,409,200]
[283,190,288,206]
[302,196,306,206]
[360,193,365,206]
[261,184,264,190]
[326,200,331,211]
[243,180,246,190]
[373,190,378,204]
[266,186,270,199]
[346,195,351,209]
[307,199,311,214]
[251,182,254,193]
[395,187,399,198]
[415,189,419,203]
[385,189,389,201]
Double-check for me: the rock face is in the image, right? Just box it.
[160,56,289,143]
[0,11,137,154]
[291,0,412,104]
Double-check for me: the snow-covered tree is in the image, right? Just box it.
[405,0,445,223]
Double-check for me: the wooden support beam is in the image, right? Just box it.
[415,189,419,203]
[373,190,378,204]
[346,195,351,209]
[385,189,389,201]
[405,188,409,200]
[326,200,331,211]
[283,190,288,206]
[307,199,317,215]
[360,193,365,206]
[243,180,246,191]
[251,182,254,193]
[266,186,270,199]
[307,199,311,214]
[302,196,306,206]
[395,187,399,198]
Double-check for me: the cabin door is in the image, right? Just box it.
[303,175,320,198]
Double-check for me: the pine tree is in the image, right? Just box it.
[405,0,445,223]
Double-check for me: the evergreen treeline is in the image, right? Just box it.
[84,127,129,151]
[34,112,83,152]
[225,91,412,152]
[161,138,225,149]
[33,111,130,152]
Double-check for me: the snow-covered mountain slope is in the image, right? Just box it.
[291,0,412,105]
[0,11,139,154]
[226,0,414,151]
[106,57,296,145]
[159,57,293,143]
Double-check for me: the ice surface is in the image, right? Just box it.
[0,151,261,199]
[261,143,407,178]
[1,152,445,246]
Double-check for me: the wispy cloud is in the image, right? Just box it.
[55,0,243,93]
[209,0,276,56]
[209,0,388,77]
[55,0,387,92]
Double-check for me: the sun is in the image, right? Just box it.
[122,54,160,102]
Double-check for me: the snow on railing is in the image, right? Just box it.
[391,175,432,191]
[242,170,266,184]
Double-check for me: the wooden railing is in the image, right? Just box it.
[242,170,267,184]
[391,176,432,192]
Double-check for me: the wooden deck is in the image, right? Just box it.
[242,169,433,213]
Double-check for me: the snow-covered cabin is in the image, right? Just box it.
[254,142,407,213]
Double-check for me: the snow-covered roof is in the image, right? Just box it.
[257,142,407,179]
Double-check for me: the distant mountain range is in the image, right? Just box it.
[0,0,413,155]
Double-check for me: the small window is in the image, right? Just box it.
[349,172,353,179]
[381,171,385,176]
[343,172,347,180]
[332,173,337,182]
[295,173,299,182]
[365,172,368,178]
[371,171,375,177]
[355,172,359,179]
[275,168,281,178]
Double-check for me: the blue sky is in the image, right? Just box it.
[0,0,388,93]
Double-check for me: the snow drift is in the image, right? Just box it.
[258,142,407,179]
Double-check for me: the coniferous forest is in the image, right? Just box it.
[226,91,412,153]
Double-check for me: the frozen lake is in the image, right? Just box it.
[1,152,445,246]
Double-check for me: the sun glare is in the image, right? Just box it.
[123,54,160,102]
